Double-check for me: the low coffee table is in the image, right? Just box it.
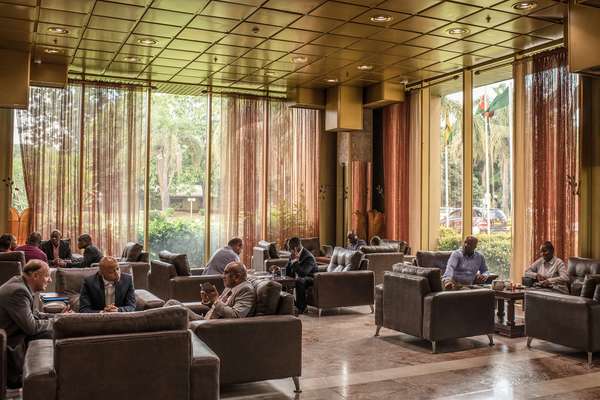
[272,276,296,293]
[494,289,526,338]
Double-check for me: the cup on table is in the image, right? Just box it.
[491,280,505,291]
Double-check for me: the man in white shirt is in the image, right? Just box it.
[203,238,243,275]
[79,256,136,313]
[524,241,568,294]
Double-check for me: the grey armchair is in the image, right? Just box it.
[375,264,495,353]
[0,251,25,286]
[23,306,219,400]
[297,237,333,265]
[251,240,290,272]
[149,259,224,302]
[359,244,405,286]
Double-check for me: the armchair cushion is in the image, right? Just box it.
[250,278,282,316]
[393,264,443,293]
[327,247,363,272]
[122,242,144,262]
[568,257,600,296]
[159,251,191,277]
[300,237,322,257]
[581,274,600,299]
[359,244,400,254]
[415,251,452,273]
[53,306,188,339]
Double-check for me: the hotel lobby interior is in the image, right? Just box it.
[1,0,600,399]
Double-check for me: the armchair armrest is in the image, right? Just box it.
[190,316,301,385]
[170,275,224,302]
[190,267,206,276]
[23,339,56,400]
[190,333,220,400]
[312,270,374,309]
[126,261,150,290]
[423,289,495,341]
[525,290,600,351]
[149,260,177,300]
[321,245,334,257]
[135,289,165,310]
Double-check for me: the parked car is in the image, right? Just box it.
[439,207,509,233]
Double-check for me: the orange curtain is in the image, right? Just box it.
[529,48,579,262]
[267,103,320,247]
[382,98,411,242]
[16,85,82,244]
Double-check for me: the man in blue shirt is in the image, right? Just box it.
[443,236,488,290]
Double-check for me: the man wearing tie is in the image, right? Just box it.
[79,256,136,313]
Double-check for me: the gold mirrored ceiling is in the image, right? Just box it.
[0,0,565,94]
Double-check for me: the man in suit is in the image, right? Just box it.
[41,230,72,267]
[79,256,136,313]
[14,232,48,263]
[72,234,103,268]
[0,260,54,388]
[285,236,317,314]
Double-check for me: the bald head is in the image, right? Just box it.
[23,259,52,292]
[99,256,120,282]
[223,261,247,288]
[463,236,478,256]
[50,230,62,246]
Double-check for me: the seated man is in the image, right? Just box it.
[41,230,72,267]
[79,256,136,313]
[285,236,317,314]
[71,234,103,268]
[203,237,242,275]
[0,234,15,252]
[346,231,367,251]
[0,260,54,388]
[15,232,48,263]
[166,261,256,320]
[524,241,568,294]
[443,236,489,290]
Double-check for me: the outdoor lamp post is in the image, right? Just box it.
[187,197,196,217]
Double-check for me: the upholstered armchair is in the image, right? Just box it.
[375,264,495,353]
[0,251,25,286]
[306,246,374,316]
[251,240,290,272]
[525,257,600,367]
[190,279,301,392]
[23,307,220,400]
[149,251,224,302]
[118,242,150,290]
[359,244,405,286]
[299,237,333,265]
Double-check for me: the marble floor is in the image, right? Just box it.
[221,306,599,400]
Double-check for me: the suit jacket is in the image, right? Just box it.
[0,276,52,348]
[41,240,72,261]
[286,247,317,278]
[206,280,256,319]
[72,245,103,268]
[79,272,136,313]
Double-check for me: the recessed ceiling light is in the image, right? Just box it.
[369,14,392,23]
[44,48,61,54]
[447,27,470,35]
[291,55,308,64]
[325,78,339,83]
[137,38,158,45]
[48,26,69,34]
[512,1,537,10]
[123,56,140,62]
[357,64,373,71]
[264,71,276,77]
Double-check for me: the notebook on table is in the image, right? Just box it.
[40,292,69,303]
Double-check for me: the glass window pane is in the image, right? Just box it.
[149,93,207,267]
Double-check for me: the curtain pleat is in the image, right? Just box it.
[408,91,422,248]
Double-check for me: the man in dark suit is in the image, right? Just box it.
[0,260,54,388]
[284,236,317,314]
[71,233,103,268]
[41,230,72,267]
[79,256,136,313]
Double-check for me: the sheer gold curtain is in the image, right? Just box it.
[211,94,266,266]
[408,90,422,249]
[16,85,82,242]
[80,84,148,256]
[268,102,320,247]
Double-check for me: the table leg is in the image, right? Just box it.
[496,298,505,322]
[507,299,516,327]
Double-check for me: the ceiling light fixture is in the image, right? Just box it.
[291,55,308,64]
[357,64,373,71]
[48,26,69,34]
[137,38,158,45]
[447,27,470,35]
[370,14,392,23]
[123,56,140,62]
[44,48,61,54]
[264,71,276,77]
[325,78,339,83]
[512,1,537,10]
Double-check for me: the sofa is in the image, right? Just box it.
[375,264,495,353]
[0,251,25,286]
[525,257,600,367]
[251,240,290,272]
[305,247,374,316]
[22,306,220,400]
[42,266,164,313]
[190,278,302,392]
[297,237,333,265]
[149,251,224,302]
[359,244,405,286]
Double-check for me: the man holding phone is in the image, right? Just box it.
[284,236,317,314]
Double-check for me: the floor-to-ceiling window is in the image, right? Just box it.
[149,93,208,267]
[472,66,514,279]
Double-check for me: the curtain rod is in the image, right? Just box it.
[406,39,564,90]
[69,78,153,90]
